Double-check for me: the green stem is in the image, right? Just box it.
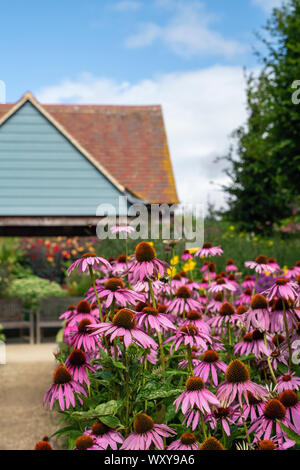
[282,302,292,370]
[148,279,166,379]
[200,412,207,440]
[239,405,251,444]
[187,345,194,376]
[89,266,103,322]
[264,332,277,385]
[124,347,130,436]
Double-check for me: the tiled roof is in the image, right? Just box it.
[0,96,179,204]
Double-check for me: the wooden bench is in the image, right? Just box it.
[36,297,82,344]
[0,298,34,344]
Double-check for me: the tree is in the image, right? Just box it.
[223,0,300,234]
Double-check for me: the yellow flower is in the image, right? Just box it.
[253,236,258,242]
[268,240,274,246]
[282,265,288,275]
[184,259,196,272]
[170,255,179,265]
[167,266,177,277]
[229,225,235,231]
[189,247,200,254]
[148,241,154,247]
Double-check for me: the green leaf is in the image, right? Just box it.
[99,415,121,428]
[277,421,300,444]
[137,387,184,401]
[69,400,120,422]
[49,425,78,438]
[94,400,120,416]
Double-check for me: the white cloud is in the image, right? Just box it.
[125,1,246,58]
[252,0,282,13]
[111,1,141,12]
[36,66,249,209]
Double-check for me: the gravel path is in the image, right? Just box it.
[0,344,60,450]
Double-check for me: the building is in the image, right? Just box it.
[0,92,178,235]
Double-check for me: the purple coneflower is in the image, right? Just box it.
[174,376,220,415]
[67,300,97,327]
[234,330,271,359]
[208,302,240,329]
[126,242,169,283]
[59,304,77,321]
[70,318,100,352]
[135,306,175,333]
[111,254,129,276]
[74,435,99,450]
[225,258,238,273]
[199,436,225,450]
[279,390,300,431]
[165,324,212,355]
[43,365,87,410]
[121,413,175,450]
[84,420,124,450]
[167,286,203,315]
[244,294,270,331]
[180,310,210,334]
[181,250,193,261]
[245,254,276,274]
[65,349,96,385]
[205,406,239,436]
[249,398,296,445]
[195,242,223,258]
[193,350,227,386]
[168,433,199,451]
[209,277,236,295]
[269,298,298,331]
[86,277,144,309]
[67,252,112,276]
[88,308,158,350]
[238,288,253,306]
[217,359,268,407]
[263,277,298,301]
[277,372,300,392]
[207,292,224,313]
[238,391,265,422]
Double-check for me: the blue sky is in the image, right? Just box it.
[0,0,283,207]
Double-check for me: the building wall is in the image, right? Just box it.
[0,101,125,216]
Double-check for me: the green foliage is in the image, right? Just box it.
[6,276,66,309]
[224,0,300,233]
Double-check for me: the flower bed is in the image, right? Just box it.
[34,241,300,450]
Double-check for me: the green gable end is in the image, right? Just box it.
[0,101,125,216]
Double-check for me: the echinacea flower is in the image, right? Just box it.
[279,390,300,431]
[164,324,212,355]
[121,413,175,450]
[208,302,240,329]
[234,330,271,359]
[193,350,227,386]
[249,398,296,445]
[242,275,255,290]
[135,306,176,333]
[167,433,199,450]
[195,242,223,258]
[84,420,124,450]
[67,300,96,327]
[88,308,158,350]
[59,304,77,321]
[65,349,96,385]
[126,242,169,283]
[277,372,300,393]
[112,254,130,276]
[167,286,203,315]
[70,318,100,352]
[244,294,270,331]
[205,406,239,436]
[269,298,298,332]
[217,359,268,407]
[263,278,298,301]
[180,310,211,334]
[86,277,144,308]
[238,391,265,422]
[67,252,112,276]
[245,255,276,274]
[174,376,220,415]
[34,439,53,450]
[181,250,193,261]
[208,277,236,294]
[74,435,99,450]
[43,365,87,410]
[199,437,225,450]
[225,259,238,273]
